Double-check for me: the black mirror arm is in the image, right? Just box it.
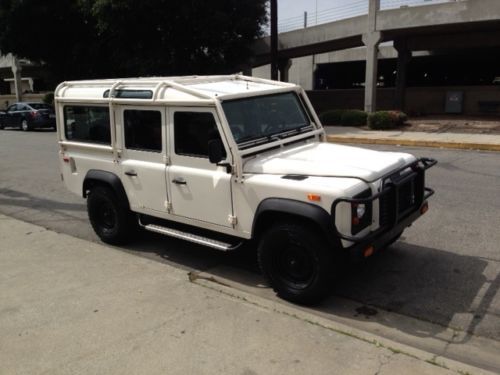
[216,161,232,174]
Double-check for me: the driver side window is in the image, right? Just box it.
[174,111,226,159]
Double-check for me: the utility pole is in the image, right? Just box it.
[270,0,279,80]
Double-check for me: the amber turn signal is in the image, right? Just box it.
[363,246,374,257]
[420,202,429,215]
[307,194,321,202]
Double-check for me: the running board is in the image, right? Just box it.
[142,223,242,251]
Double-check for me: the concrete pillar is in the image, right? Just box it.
[11,58,22,102]
[363,32,382,113]
[394,40,412,111]
[278,59,292,82]
[368,0,380,32]
[364,0,381,113]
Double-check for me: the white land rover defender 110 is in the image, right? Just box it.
[55,75,436,304]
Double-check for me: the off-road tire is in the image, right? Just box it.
[257,221,335,305]
[87,185,136,245]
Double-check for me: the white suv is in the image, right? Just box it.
[55,75,436,304]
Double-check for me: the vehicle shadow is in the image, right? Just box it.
[323,241,496,343]
[0,188,85,213]
[124,232,498,345]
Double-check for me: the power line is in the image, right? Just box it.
[276,0,456,33]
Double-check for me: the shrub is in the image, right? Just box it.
[319,109,346,125]
[368,110,408,130]
[319,109,368,126]
[340,110,367,126]
[43,92,54,106]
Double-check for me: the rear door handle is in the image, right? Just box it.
[124,170,137,176]
[172,177,187,185]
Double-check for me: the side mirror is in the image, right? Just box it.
[208,139,224,164]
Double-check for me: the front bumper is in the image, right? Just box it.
[331,157,437,259]
[347,198,430,261]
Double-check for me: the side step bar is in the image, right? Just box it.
[141,223,242,251]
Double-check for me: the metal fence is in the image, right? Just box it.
[276,0,460,33]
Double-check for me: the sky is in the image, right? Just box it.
[276,0,441,29]
[278,0,351,22]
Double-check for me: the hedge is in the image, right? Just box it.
[319,109,346,125]
[319,109,367,126]
[340,110,367,126]
[368,110,408,130]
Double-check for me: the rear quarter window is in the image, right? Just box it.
[63,106,111,144]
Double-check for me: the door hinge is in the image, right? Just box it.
[228,215,237,225]
[164,155,171,165]
[165,200,172,212]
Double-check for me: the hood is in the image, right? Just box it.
[243,142,416,182]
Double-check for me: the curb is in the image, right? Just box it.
[326,135,500,152]
[191,274,497,375]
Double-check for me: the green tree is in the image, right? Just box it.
[0,0,267,86]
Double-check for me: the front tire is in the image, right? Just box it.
[87,185,135,245]
[257,221,336,305]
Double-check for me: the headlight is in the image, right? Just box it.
[356,203,366,219]
[351,189,373,235]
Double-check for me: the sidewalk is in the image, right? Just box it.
[325,126,500,152]
[0,214,494,375]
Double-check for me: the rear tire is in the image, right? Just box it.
[257,221,336,305]
[21,119,30,131]
[87,185,136,245]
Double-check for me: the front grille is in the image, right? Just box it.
[379,193,392,227]
[379,169,424,228]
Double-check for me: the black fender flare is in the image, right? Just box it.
[83,170,130,209]
[252,198,339,246]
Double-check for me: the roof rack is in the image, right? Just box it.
[54,74,294,102]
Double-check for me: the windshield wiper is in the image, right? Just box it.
[269,124,314,140]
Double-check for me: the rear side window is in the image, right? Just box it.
[63,106,110,144]
[124,110,162,152]
[174,112,225,158]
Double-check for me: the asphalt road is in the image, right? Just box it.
[1,129,500,370]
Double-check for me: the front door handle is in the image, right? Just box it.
[125,170,137,176]
[172,177,187,185]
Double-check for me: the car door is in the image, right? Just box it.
[117,106,169,213]
[5,104,19,127]
[167,108,233,228]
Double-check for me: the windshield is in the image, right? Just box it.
[222,92,313,149]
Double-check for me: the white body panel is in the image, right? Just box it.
[116,106,168,213]
[244,143,416,182]
[55,75,423,245]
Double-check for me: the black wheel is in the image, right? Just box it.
[257,221,336,305]
[21,119,30,131]
[87,185,136,245]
